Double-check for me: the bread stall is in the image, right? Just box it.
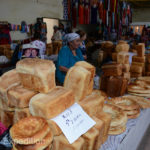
[0,57,149,150]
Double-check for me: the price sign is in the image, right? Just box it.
[51,103,96,144]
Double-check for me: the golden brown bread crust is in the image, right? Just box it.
[127,112,140,119]
[122,64,130,72]
[92,116,104,149]
[0,98,15,111]
[103,104,128,128]
[132,56,145,63]
[124,109,140,116]
[79,91,104,117]
[29,86,75,119]
[8,85,37,108]
[110,97,140,111]
[102,63,122,77]
[13,108,31,124]
[95,111,111,143]
[16,58,56,93]
[47,120,62,136]
[64,66,91,101]
[13,131,53,150]
[122,95,150,109]
[0,69,21,105]
[128,85,150,94]
[53,134,85,150]
[1,109,14,128]
[10,116,51,145]
[117,52,129,64]
[92,90,108,98]
[116,43,129,53]
[130,65,143,74]
[82,127,99,150]
[108,125,126,135]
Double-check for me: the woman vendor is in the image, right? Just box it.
[56,33,84,84]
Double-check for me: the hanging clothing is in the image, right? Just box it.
[0,24,11,45]
[91,5,98,24]
[79,4,84,24]
[56,46,84,83]
[84,2,90,24]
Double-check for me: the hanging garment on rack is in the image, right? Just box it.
[79,3,84,24]
[0,24,11,45]
[63,0,69,20]
[91,4,98,24]
[98,1,103,20]
[84,1,90,24]
[72,1,77,27]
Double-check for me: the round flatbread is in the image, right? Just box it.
[108,126,126,135]
[103,104,127,127]
[124,109,140,116]
[128,112,140,119]
[110,97,140,111]
[122,95,150,109]
[10,116,51,145]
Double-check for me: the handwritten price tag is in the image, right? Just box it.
[51,103,96,144]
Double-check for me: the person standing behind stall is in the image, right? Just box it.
[76,30,87,60]
[56,33,84,84]
[51,26,62,41]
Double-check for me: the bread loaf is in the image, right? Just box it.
[93,116,104,149]
[75,61,95,95]
[8,85,37,108]
[47,120,62,136]
[64,66,91,101]
[29,86,75,119]
[106,76,127,97]
[1,109,14,128]
[136,43,145,57]
[79,91,104,117]
[0,98,15,111]
[10,116,51,145]
[132,56,145,63]
[146,64,150,72]
[16,58,56,93]
[130,65,143,74]
[131,72,142,78]
[112,53,117,61]
[53,134,85,150]
[96,112,111,143]
[117,52,129,64]
[102,63,122,77]
[122,64,130,72]
[116,43,129,53]
[0,69,21,105]
[82,127,99,150]
[123,72,131,81]
[118,40,127,44]
[14,108,31,124]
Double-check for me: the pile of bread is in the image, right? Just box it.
[130,43,146,78]
[112,40,131,81]
[0,58,113,150]
[100,63,128,97]
[0,58,148,150]
[128,76,150,97]
[108,95,150,119]
[145,54,150,76]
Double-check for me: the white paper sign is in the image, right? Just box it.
[51,103,96,144]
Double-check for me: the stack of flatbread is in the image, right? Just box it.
[128,77,150,98]
[122,95,150,109]
[103,104,127,135]
[109,97,140,119]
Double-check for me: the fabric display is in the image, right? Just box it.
[0,22,11,45]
